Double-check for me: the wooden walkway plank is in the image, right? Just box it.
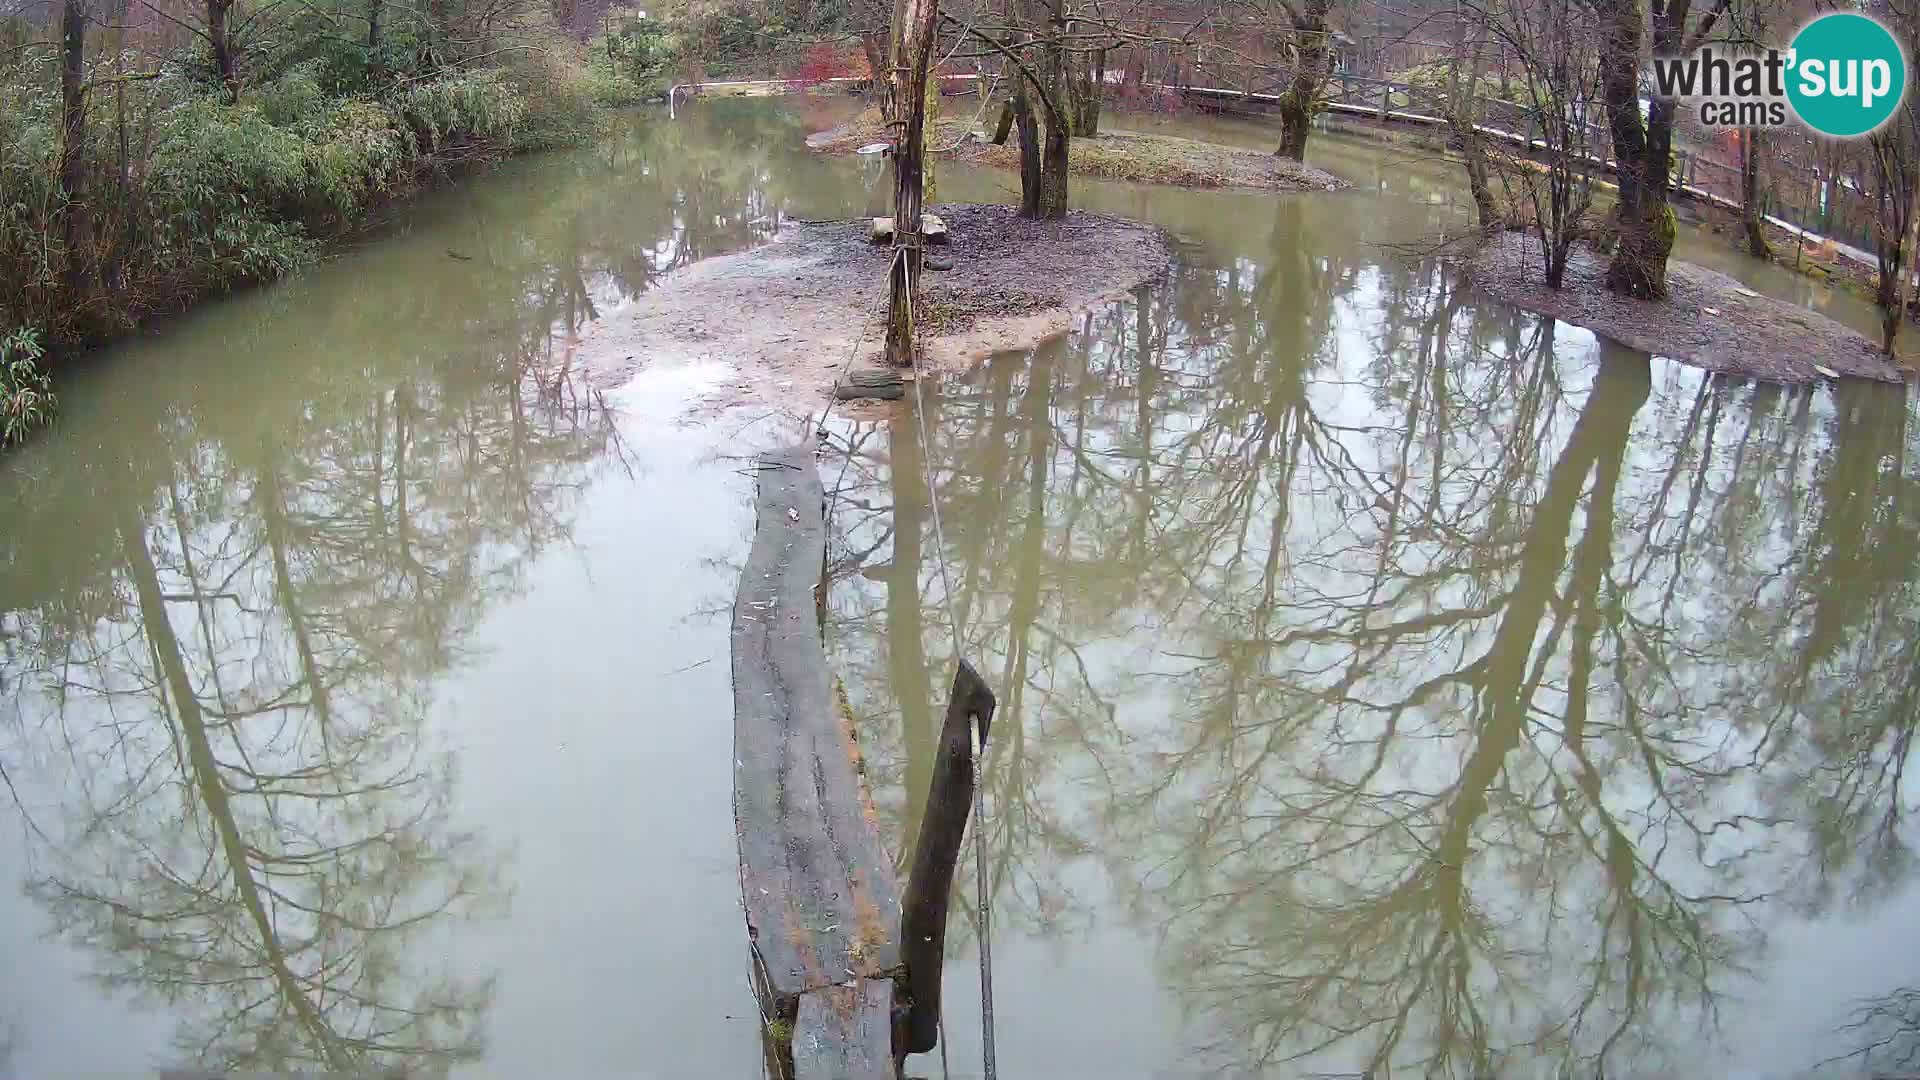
[731,444,905,1063]
[792,979,897,1080]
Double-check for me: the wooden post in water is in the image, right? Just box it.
[896,660,997,1063]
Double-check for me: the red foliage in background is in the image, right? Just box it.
[791,42,865,86]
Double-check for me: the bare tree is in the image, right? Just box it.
[883,0,941,365]
[1443,4,1501,232]
[1591,0,1727,298]
[1272,0,1333,160]
[1867,0,1919,355]
[1469,0,1602,286]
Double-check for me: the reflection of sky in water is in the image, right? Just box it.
[825,232,1920,1078]
[0,96,1913,1079]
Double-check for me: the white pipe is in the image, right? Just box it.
[668,73,982,120]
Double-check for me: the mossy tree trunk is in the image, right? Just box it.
[1012,77,1041,215]
[1594,0,1722,299]
[1274,0,1330,162]
[1038,113,1069,216]
[1018,0,1070,219]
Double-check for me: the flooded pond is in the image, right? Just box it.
[2,99,1915,1078]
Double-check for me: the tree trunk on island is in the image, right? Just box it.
[1595,0,1710,300]
[1275,0,1331,162]
[1038,115,1069,217]
[1014,0,1071,220]
[1740,127,1770,259]
[1068,47,1105,136]
[991,98,1014,143]
[883,0,939,367]
[1012,78,1041,216]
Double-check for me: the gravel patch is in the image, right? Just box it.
[578,203,1172,416]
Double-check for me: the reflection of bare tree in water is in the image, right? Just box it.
[826,232,1920,1076]
[1829,986,1920,1076]
[2,346,624,1074]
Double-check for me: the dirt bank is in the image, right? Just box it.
[808,114,1346,192]
[583,203,1170,414]
[1467,231,1908,384]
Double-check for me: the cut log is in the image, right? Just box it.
[869,213,950,245]
[835,368,907,401]
[732,445,904,1069]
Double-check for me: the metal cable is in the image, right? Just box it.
[819,246,903,535]
[902,277,996,1080]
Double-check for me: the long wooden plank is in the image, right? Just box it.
[792,979,897,1080]
[732,444,904,1019]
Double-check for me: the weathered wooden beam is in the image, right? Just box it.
[896,660,997,1059]
[732,444,904,1078]
[793,978,897,1080]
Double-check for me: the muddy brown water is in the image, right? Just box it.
[1,99,1914,1078]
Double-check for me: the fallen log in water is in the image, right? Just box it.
[732,444,902,1079]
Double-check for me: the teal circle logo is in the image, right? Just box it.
[1787,13,1908,137]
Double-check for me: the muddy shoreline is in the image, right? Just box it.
[1467,231,1907,384]
[582,203,1172,414]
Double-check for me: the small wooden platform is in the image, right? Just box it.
[731,444,903,1078]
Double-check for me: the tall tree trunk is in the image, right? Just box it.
[1445,16,1499,232]
[1275,0,1331,162]
[1741,127,1769,259]
[1597,0,1676,299]
[1038,113,1069,217]
[883,0,939,366]
[991,97,1014,143]
[1885,170,1920,358]
[1027,0,1070,219]
[58,0,92,305]
[207,0,238,101]
[368,0,385,82]
[862,30,894,120]
[1068,47,1105,135]
[1012,77,1041,217]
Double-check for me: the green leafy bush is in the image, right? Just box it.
[1,42,620,360]
[1,326,54,447]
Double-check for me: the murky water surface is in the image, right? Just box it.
[1,100,1914,1078]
